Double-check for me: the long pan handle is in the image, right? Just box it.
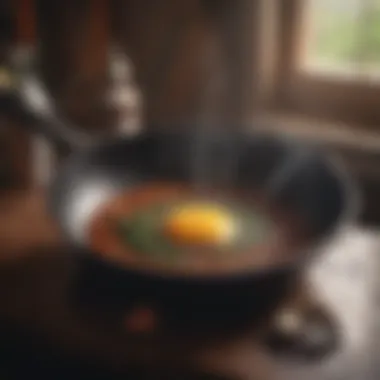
[0,46,90,155]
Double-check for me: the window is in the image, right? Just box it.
[274,0,380,127]
[303,0,380,81]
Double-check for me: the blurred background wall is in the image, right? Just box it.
[2,0,380,221]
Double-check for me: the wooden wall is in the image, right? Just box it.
[112,0,260,126]
[7,0,260,187]
[35,0,260,128]
[113,0,217,126]
[0,0,33,189]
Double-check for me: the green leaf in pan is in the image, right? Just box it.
[116,203,181,260]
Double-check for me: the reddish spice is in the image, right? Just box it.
[123,306,157,333]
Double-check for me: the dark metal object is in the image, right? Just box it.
[0,49,359,329]
[263,305,341,361]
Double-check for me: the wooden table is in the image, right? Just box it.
[0,191,379,379]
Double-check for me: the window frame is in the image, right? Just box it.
[271,0,380,127]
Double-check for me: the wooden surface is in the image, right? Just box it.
[0,190,379,379]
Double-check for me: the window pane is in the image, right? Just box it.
[302,0,380,79]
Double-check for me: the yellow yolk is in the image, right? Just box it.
[163,203,236,246]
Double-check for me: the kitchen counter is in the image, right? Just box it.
[0,190,379,379]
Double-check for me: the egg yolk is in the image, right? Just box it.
[163,203,236,246]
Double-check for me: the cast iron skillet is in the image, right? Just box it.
[2,49,360,329]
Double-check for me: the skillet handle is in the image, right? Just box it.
[0,46,91,155]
